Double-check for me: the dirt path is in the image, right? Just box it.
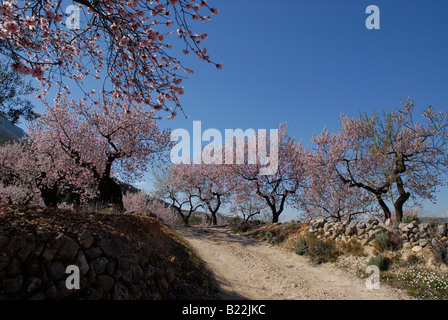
[174,225,412,300]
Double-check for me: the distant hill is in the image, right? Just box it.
[0,116,26,143]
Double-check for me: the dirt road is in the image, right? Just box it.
[174,226,411,300]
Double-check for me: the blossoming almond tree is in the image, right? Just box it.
[152,165,203,225]
[170,161,235,225]
[28,93,172,211]
[300,129,377,222]
[0,0,221,118]
[323,98,448,222]
[0,137,94,207]
[234,123,308,223]
[229,186,267,223]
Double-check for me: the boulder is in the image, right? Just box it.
[55,234,79,261]
[2,277,23,294]
[402,242,412,249]
[96,274,115,292]
[378,222,393,233]
[314,219,327,229]
[418,239,428,247]
[437,224,447,237]
[78,230,94,249]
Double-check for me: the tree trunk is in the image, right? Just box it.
[393,176,411,223]
[98,176,124,212]
[211,212,217,225]
[272,211,280,223]
[376,193,392,221]
[41,184,58,208]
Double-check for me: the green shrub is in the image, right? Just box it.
[368,254,390,271]
[294,237,308,255]
[307,238,339,264]
[431,242,448,265]
[340,238,366,257]
[373,232,390,252]
[402,215,420,224]
[373,232,400,252]
[264,230,279,244]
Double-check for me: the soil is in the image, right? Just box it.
[174,225,413,300]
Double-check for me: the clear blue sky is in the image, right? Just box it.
[21,0,448,219]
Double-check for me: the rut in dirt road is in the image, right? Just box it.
[174,226,411,300]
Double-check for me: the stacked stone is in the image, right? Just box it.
[0,229,177,300]
[308,218,448,251]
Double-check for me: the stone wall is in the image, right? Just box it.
[0,205,216,300]
[308,218,448,253]
[0,228,178,300]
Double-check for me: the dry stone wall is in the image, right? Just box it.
[0,228,177,300]
[308,218,448,253]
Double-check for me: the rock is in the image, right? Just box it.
[78,230,94,249]
[91,257,108,274]
[5,235,26,256]
[26,277,42,294]
[398,223,407,230]
[314,219,327,229]
[419,239,428,247]
[96,239,130,258]
[112,282,130,300]
[412,246,423,253]
[24,259,41,276]
[356,228,365,236]
[42,247,57,261]
[85,247,102,260]
[0,252,10,271]
[385,219,392,227]
[55,234,79,261]
[419,223,429,231]
[32,243,45,258]
[8,257,21,276]
[323,222,333,232]
[407,222,416,229]
[0,236,8,250]
[401,226,410,233]
[105,260,116,275]
[75,251,89,275]
[50,261,66,280]
[378,222,393,233]
[2,277,23,294]
[345,226,356,236]
[403,242,412,249]
[17,236,36,262]
[437,224,447,237]
[96,275,115,292]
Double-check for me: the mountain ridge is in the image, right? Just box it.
[0,116,26,143]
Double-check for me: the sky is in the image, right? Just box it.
[19,0,448,220]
